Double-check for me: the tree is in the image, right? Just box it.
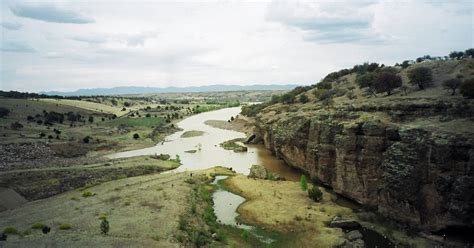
[124,102,131,107]
[100,218,109,236]
[88,116,94,123]
[465,48,474,58]
[39,132,46,138]
[442,78,462,95]
[407,67,433,90]
[400,60,412,69]
[308,186,323,202]
[83,136,91,143]
[449,51,464,60]
[10,122,23,130]
[133,133,140,139]
[300,175,307,191]
[281,93,295,104]
[355,72,376,89]
[0,107,10,118]
[373,72,402,95]
[299,94,309,103]
[460,78,474,99]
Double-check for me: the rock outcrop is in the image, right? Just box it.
[253,98,474,232]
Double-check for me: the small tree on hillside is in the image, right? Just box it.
[460,78,474,99]
[88,116,94,123]
[308,186,323,202]
[465,48,474,58]
[355,72,376,89]
[449,51,464,60]
[300,175,307,191]
[374,71,402,96]
[0,107,10,118]
[299,94,309,103]
[281,93,295,104]
[133,133,140,139]
[442,78,462,95]
[407,67,433,90]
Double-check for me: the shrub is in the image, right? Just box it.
[460,78,474,98]
[355,72,376,89]
[281,93,295,104]
[145,113,151,118]
[300,175,307,191]
[59,224,72,230]
[10,121,24,130]
[308,186,323,202]
[82,191,95,197]
[408,67,433,90]
[133,133,140,139]
[373,71,402,95]
[39,132,46,138]
[442,78,462,95]
[299,94,309,103]
[3,227,18,235]
[31,223,46,229]
[88,116,94,123]
[100,218,109,236]
[0,107,10,118]
[449,51,464,60]
[83,136,91,143]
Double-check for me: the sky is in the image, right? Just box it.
[0,0,472,92]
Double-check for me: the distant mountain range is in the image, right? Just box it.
[40,84,299,96]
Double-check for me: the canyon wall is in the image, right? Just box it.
[253,100,474,231]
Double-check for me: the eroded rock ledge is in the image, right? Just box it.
[252,99,474,232]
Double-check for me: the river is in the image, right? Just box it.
[107,107,300,181]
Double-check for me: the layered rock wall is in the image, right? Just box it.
[254,101,473,231]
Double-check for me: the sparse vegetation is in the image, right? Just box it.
[300,175,307,191]
[442,78,462,95]
[408,67,433,90]
[82,191,95,197]
[460,78,474,98]
[3,227,19,235]
[308,186,323,202]
[59,223,72,230]
[31,223,46,229]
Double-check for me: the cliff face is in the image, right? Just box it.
[253,99,474,232]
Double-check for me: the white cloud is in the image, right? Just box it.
[0,0,472,92]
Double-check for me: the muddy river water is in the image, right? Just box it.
[107,107,300,181]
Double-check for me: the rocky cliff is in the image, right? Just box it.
[246,59,474,232]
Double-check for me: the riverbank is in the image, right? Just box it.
[0,167,233,247]
[224,174,353,247]
[204,115,254,134]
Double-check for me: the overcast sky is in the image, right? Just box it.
[0,0,472,92]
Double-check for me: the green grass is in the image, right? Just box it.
[104,116,165,128]
[3,227,19,235]
[31,223,46,229]
[82,191,95,197]
[59,223,72,230]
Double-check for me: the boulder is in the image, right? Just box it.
[249,164,267,179]
[233,146,248,153]
[329,217,361,229]
[345,230,363,241]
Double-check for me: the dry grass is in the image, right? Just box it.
[225,175,354,248]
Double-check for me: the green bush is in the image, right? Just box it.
[300,175,307,191]
[460,78,474,98]
[3,227,18,235]
[31,223,46,229]
[408,67,433,90]
[308,186,323,202]
[133,133,140,139]
[59,223,72,230]
[82,191,95,197]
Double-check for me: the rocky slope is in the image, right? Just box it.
[246,59,474,233]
